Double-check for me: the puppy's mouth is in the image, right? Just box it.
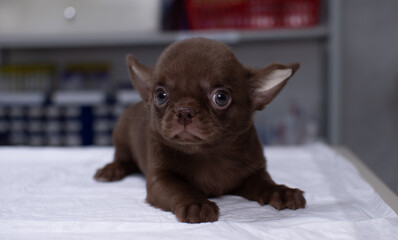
[171,130,204,145]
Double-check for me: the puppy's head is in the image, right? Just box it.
[126,38,299,151]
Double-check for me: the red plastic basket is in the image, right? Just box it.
[184,0,320,30]
[283,0,320,28]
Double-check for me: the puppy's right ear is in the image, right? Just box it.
[126,54,152,102]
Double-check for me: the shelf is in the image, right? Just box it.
[0,92,45,105]
[116,90,141,104]
[52,90,141,105]
[0,25,328,48]
[52,91,106,105]
[177,25,328,43]
[0,90,142,106]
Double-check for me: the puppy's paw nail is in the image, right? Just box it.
[175,200,220,224]
[261,185,306,210]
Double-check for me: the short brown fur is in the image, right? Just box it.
[94,38,305,223]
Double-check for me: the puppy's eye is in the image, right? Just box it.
[154,88,168,105]
[211,90,231,108]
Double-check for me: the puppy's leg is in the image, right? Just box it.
[94,146,139,182]
[234,169,306,210]
[147,171,219,223]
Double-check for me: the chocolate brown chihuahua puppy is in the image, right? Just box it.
[94,38,305,223]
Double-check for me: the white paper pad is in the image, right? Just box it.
[1,143,397,239]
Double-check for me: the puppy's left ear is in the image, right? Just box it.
[251,63,300,110]
[126,54,153,102]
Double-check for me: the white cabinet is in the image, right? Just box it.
[0,0,160,35]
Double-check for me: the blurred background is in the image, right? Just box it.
[0,0,397,194]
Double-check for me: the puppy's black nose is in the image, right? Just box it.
[176,107,196,126]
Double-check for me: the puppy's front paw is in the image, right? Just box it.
[94,162,128,182]
[175,200,220,224]
[259,185,306,210]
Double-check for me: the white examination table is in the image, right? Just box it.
[1,143,397,239]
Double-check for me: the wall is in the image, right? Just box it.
[341,0,398,194]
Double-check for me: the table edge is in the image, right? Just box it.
[334,147,398,215]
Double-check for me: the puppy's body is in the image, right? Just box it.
[95,38,305,223]
[114,102,264,196]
